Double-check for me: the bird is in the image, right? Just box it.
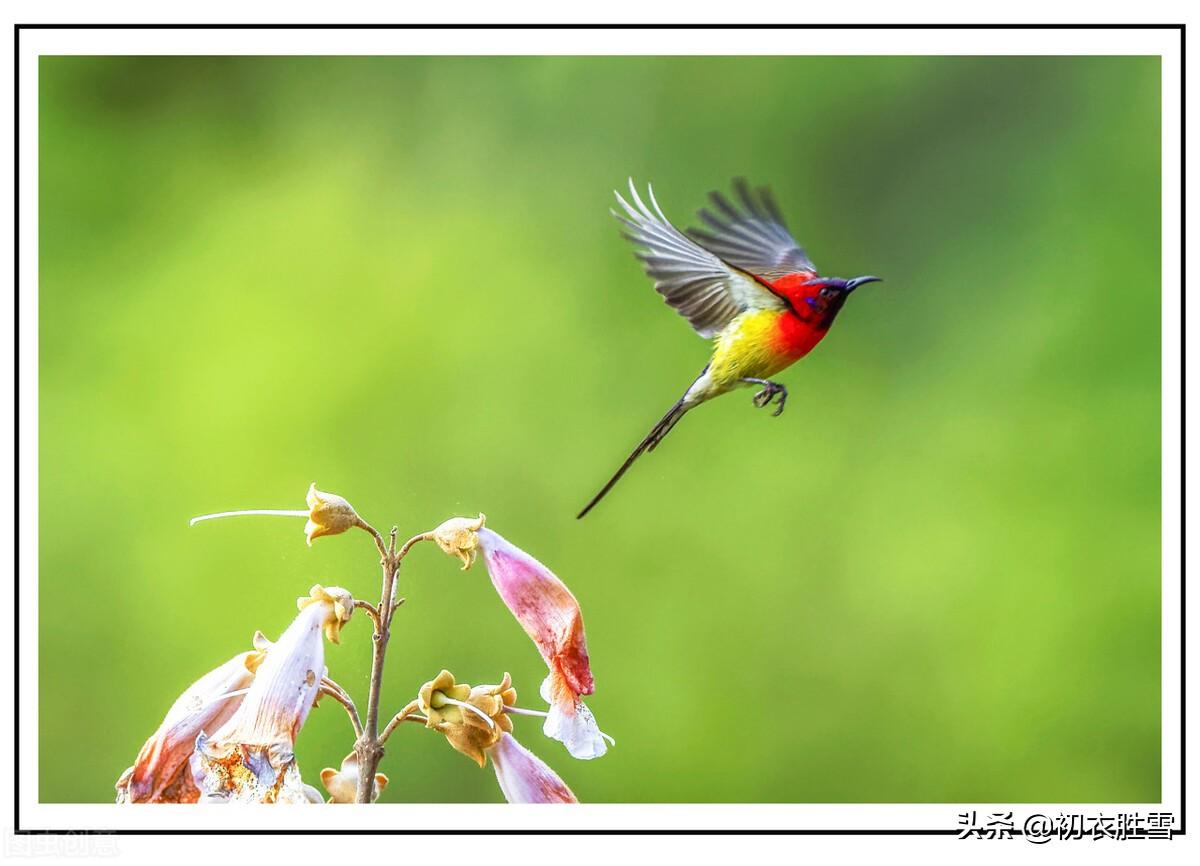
[577,177,881,519]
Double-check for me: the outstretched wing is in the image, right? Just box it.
[687,177,817,279]
[614,179,785,339]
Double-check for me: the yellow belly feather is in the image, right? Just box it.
[704,309,795,395]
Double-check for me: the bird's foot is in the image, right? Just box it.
[742,379,788,417]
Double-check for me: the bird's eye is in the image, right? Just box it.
[819,288,833,298]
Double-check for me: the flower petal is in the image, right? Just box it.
[476,529,594,698]
[190,736,315,803]
[476,529,607,757]
[116,649,261,803]
[540,675,608,760]
[489,733,578,804]
[213,602,328,747]
[191,588,351,801]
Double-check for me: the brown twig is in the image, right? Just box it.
[397,531,433,562]
[353,599,381,629]
[378,699,423,745]
[355,518,390,562]
[318,679,363,738]
[351,524,432,803]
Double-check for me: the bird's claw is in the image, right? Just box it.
[752,383,788,416]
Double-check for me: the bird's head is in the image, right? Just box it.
[780,274,882,326]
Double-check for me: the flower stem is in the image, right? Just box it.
[319,682,363,738]
[378,699,422,745]
[353,599,381,630]
[355,518,390,561]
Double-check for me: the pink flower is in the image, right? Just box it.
[476,528,607,759]
[490,733,579,804]
[116,649,264,803]
[190,585,353,803]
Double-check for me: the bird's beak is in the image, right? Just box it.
[844,275,883,292]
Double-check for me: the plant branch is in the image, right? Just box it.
[319,680,363,739]
[355,518,390,561]
[351,524,435,803]
[353,599,381,629]
[378,699,423,745]
[397,531,433,562]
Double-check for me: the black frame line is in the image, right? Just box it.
[10,21,1185,837]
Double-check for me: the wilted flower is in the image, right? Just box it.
[416,671,577,804]
[417,670,516,767]
[490,732,578,804]
[190,585,353,803]
[116,647,266,803]
[305,483,361,546]
[475,528,607,759]
[320,752,389,804]
[430,514,486,569]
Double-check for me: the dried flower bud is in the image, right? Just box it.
[304,483,360,546]
[430,514,486,570]
[418,670,515,767]
[297,584,354,644]
[320,752,389,804]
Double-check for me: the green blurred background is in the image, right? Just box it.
[38,56,1161,804]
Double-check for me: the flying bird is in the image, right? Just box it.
[577,178,881,519]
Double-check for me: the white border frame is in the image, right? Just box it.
[6,24,1184,836]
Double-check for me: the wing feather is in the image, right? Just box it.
[687,177,817,278]
[614,179,783,338]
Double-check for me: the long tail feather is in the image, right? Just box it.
[576,399,690,519]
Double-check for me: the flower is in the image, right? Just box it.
[490,732,578,804]
[190,482,365,549]
[190,585,353,803]
[430,514,486,569]
[417,670,516,767]
[475,528,607,759]
[115,647,266,803]
[304,483,361,546]
[415,671,577,804]
[320,752,389,804]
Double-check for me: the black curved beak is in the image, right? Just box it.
[844,275,883,292]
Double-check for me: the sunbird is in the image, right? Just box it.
[577,178,881,519]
